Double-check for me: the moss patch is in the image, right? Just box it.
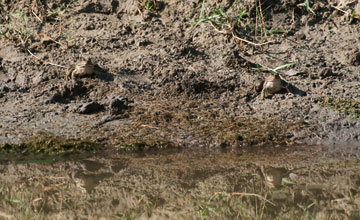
[320,97,360,119]
[0,135,101,157]
[112,100,313,151]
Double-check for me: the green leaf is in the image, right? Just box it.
[273,62,297,72]
[282,178,296,185]
[10,199,21,203]
[15,159,55,164]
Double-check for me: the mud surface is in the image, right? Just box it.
[1,0,359,149]
[0,0,360,219]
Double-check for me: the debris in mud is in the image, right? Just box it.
[72,101,105,114]
[108,95,132,115]
[319,68,334,79]
[77,1,112,14]
[49,81,88,104]
[109,101,315,150]
[349,49,360,66]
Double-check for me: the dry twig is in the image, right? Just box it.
[215,191,275,206]
[27,49,65,68]
[331,5,360,20]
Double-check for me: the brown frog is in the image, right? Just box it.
[261,73,290,99]
[66,59,95,80]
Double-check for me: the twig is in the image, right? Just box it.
[0,211,14,219]
[255,0,258,39]
[237,53,272,71]
[209,21,228,34]
[140,124,158,129]
[27,49,66,68]
[232,192,275,206]
[137,6,143,17]
[258,0,267,39]
[232,33,274,46]
[330,5,347,14]
[331,5,360,20]
[215,192,275,206]
[32,10,43,23]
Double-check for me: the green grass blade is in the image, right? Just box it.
[282,179,296,185]
[15,159,55,164]
[268,29,289,34]
[273,62,297,72]
[200,0,206,19]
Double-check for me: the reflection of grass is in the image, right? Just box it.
[115,216,138,220]
[0,185,44,219]
[297,203,315,220]
[193,192,271,219]
[191,170,319,220]
[193,191,317,219]
[320,97,360,119]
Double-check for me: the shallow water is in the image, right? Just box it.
[1,145,359,219]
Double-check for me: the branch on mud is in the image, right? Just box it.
[215,192,275,206]
[26,48,65,68]
[331,5,360,21]
[231,22,275,47]
[232,33,275,47]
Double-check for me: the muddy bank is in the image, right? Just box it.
[0,1,360,149]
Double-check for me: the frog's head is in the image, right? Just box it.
[85,58,93,64]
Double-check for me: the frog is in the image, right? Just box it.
[66,59,95,80]
[261,73,291,99]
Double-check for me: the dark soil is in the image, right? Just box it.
[0,0,360,219]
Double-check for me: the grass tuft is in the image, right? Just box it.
[191,0,289,46]
[2,11,34,46]
[320,97,360,119]
[298,0,315,15]
[0,135,101,158]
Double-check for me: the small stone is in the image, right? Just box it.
[108,95,131,114]
[73,101,104,114]
[32,72,48,84]
[349,50,360,66]
[1,85,10,93]
[271,191,289,201]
